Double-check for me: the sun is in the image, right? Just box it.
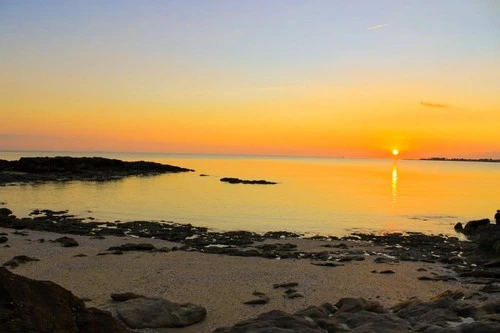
[392,149,399,156]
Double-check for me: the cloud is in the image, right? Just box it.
[367,23,391,30]
[420,101,450,108]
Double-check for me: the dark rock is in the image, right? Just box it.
[480,285,500,293]
[111,292,146,302]
[462,218,491,235]
[335,297,386,314]
[213,310,324,333]
[220,177,277,185]
[284,292,304,299]
[107,243,157,252]
[273,282,299,289]
[322,242,348,249]
[0,207,13,216]
[0,236,8,243]
[379,270,396,274]
[312,262,343,267]
[459,269,500,279]
[477,225,500,254]
[244,297,270,305]
[374,256,396,263]
[0,267,131,333]
[3,255,39,268]
[295,303,337,318]
[0,156,194,185]
[53,236,79,247]
[73,254,87,257]
[115,297,206,329]
[337,255,365,262]
[418,275,457,282]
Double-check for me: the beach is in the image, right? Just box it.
[0,226,483,332]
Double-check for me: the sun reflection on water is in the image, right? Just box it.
[391,161,398,202]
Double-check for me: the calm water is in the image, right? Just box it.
[1,151,499,236]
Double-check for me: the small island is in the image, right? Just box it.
[220,177,277,185]
[0,156,194,185]
[420,157,500,163]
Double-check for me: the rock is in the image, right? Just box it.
[312,262,343,267]
[115,297,206,329]
[0,267,131,333]
[479,284,500,293]
[273,282,299,289]
[0,207,13,216]
[53,236,79,247]
[462,218,491,235]
[335,297,386,314]
[111,292,146,302]
[477,225,500,254]
[220,177,277,185]
[418,275,457,282]
[337,255,365,262]
[107,243,157,252]
[213,310,324,333]
[244,298,270,305]
[0,236,8,243]
[379,270,396,274]
[454,222,464,233]
[284,292,304,299]
[0,156,194,185]
[3,255,39,268]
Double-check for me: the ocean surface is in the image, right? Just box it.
[1,151,499,237]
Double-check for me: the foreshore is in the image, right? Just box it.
[1,210,499,332]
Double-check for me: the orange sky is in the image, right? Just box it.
[1,1,499,158]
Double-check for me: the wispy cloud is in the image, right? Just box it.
[420,101,450,108]
[367,23,391,30]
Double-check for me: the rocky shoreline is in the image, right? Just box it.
[1,205,500,332]
[0,156,194,185]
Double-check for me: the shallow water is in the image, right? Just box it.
[1,151,498,236]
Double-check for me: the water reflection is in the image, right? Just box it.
[391,161,398,201]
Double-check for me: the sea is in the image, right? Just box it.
[1,151,499,237]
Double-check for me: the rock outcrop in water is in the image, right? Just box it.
[220,177,277,185]
[454,218,500,255]
[0,156,194,185]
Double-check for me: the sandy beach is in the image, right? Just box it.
[0,226,481,333]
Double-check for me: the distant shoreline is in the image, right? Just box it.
[419,157,500,163]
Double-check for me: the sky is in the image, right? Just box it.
[1,0,499,158]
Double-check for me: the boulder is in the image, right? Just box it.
[0,207,13,216]
[0,267,131,333]
[477,224,500,254]
[462,219,491,235]
[3,255,39,268]
[115,297,206,329]
[213,310,324,333]
[54,236,79,247]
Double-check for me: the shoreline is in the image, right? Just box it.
[1,208,500,332]
[0,226,485,333]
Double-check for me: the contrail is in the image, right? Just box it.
[367,23,391,30]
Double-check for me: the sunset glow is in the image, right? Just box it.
[392,149,399,157]
[1,1,499,159]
